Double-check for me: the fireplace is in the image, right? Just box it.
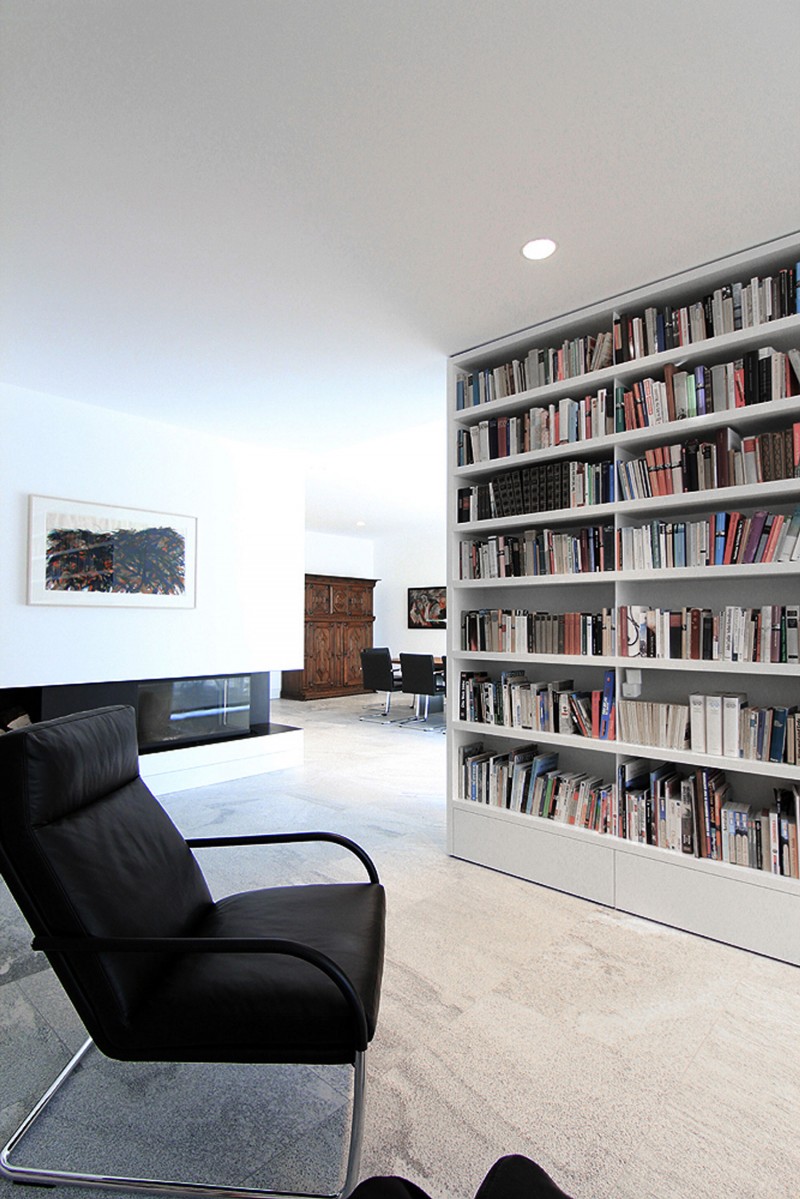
[0,673,273,753]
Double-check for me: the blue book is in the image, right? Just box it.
[523,752,559,815]
[769,707,790,764]
[674,522,686,568]
[599,669,616,740]
[714,512,727,565]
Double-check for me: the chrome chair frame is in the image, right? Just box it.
[1,1037,366,1199]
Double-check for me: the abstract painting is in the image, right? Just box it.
[407,586,446,629]
[28,496,197,607]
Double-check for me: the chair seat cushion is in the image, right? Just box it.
[112,882,385,1065]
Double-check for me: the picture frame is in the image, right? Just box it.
[27,495,197,608]
[407,586,446,629]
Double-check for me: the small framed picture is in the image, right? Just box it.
[407,586,446,629]
[28,495,197,608]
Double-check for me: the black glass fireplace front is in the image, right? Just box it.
[0,673,271,753]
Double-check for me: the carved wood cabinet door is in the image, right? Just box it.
[282,575,377,699]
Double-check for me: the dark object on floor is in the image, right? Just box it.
[350,1154,575,1199]
[0,704,386,1199]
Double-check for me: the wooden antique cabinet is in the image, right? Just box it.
[281,574,377,700]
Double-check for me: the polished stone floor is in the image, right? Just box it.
[1,694,799,1199]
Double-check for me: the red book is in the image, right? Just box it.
[762,514,785,563]
[723,512,742,565]
[663,363,677,422]
[644,447,661,496]
[733,361,746,407]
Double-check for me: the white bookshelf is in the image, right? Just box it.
[446,231,800,965]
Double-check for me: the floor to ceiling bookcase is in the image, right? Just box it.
[446,231,800,965]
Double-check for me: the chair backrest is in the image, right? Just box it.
[360,647,396,692]
[0,706,213,1051]
[399,653,439,696]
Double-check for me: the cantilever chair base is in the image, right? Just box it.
[0,1038,366,1199]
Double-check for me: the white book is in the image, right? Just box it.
[705,693,724,756]
[689,693,706,753]
[786,605,799,664]
[722,693,747,758]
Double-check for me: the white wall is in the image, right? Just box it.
[0,384,305,688]
[305,530,375,578]
[373,526,447,657]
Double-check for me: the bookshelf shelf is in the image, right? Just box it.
[447,232,800,965]
[456,479,800,529]
[450,650,800,677]
[451,719,800,780]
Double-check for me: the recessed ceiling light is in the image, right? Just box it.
[355,520,366,528]
[521,237,557,261]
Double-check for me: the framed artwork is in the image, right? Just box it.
[27,495,197,608]
[407,586,446,629]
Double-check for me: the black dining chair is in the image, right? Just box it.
[359,648,403,720]
[398,654,446,725]
[0,705,385,1199]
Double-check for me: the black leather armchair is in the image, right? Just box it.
[0,705,385,1199]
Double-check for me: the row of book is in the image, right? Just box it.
[454,263,800,411]
[618,507,800,572]
[457,507,798,581]
[458,449,800,530]
[599,693,799,765]
[460,743,616,830]
[688,692,800,764]
[455,389,616,463]
[461,607,615,657]
[457,741,800,876]
[618,347,799,430]
[621,603,800,665]
[455,331,613,409]
[458,524,615,580]
[614,269,799,363]
[616,700,689,751]
[456,458,615,523]
[459,665,800,765]
[460,603,800,665]
[616,760,800,875]
[617,426,800,502]
[458,669,616,740]
[456,349,800,463]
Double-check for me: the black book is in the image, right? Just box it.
[701,609,714,659]
[743,349,760,405]
[602,524,615,571]
[560,460,570,510]
[682,441,699,491]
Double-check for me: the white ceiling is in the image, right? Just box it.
[2,0,800,532]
